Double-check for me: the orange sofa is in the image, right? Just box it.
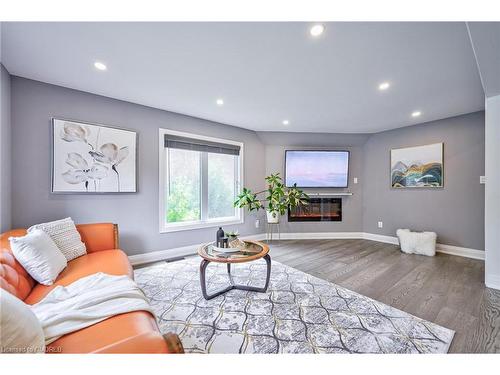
[0,223,183,354]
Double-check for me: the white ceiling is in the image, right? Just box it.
[1,22,485,133]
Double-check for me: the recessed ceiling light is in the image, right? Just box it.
[310,24,325,37]
[378,82,390,91]
[94,61,107,71]
[216,99,224,106]
[411,111,422,118]
[282,120,290,125]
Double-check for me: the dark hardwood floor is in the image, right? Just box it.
[266,239,500,353]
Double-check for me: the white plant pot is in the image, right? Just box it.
[266,211,280,224]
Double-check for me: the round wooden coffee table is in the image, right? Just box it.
[198,240,271,300]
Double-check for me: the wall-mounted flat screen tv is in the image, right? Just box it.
[285,150,349,188]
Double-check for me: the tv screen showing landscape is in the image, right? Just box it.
[285,150,349,188]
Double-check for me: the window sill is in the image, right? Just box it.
[160,218,244,233]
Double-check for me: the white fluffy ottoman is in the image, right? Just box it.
[396,229,437,256]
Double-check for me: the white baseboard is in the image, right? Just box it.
[362,233,399,245]
[362,232,485,260]
[128,244,197,266]
[435,243,485,260]
[128,231,484,265]
[275,232,484,260]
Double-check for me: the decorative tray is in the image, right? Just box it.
[206,241,262,259]
[210,245,242,253]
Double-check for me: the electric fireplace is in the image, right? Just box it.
[288,197,342,222]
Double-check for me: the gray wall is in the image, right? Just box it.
[0,64,11,232]
[363,111,485,250]
[11,77,265,256]
[258,132,369,233]
[9,76,485,254]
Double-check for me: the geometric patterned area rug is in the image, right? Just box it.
[134,257,454,354]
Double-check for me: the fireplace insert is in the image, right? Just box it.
[288,197,342,222]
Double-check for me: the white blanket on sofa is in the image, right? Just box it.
[31,272,154,344]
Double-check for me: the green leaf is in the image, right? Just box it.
[237,173,308,215]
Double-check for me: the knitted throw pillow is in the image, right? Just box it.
[29,217,87,261]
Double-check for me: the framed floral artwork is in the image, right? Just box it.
[51,118,137,193]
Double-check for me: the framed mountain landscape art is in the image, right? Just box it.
[52,118,137,193]
[390,143,443,188]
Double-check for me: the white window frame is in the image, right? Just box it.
[159,128,244,233]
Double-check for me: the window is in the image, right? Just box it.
[159,129,243,232]
[166,148,201,223]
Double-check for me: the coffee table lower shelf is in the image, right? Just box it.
[199,254,272,300]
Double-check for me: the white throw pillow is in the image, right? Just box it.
[396,228,437,257]
[0,290,45,353]
[10,229,68,285]
[29,217,86,261]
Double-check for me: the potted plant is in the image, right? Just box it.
[234,173,309,224]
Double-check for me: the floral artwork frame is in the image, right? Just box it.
[51,118,138,193]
